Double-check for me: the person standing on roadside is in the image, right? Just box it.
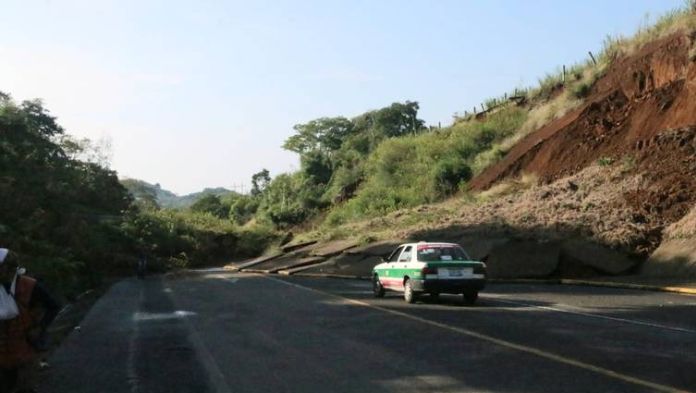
[0,248,60,393]
[137,254,147,279]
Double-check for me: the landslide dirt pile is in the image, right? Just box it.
[399,165,653,277]
[643,204,696,276]
[470,33,696,239]
[233,165,663,279]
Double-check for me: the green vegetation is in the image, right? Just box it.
[325,107,526,225]
[0,92,277,298]
[265,2,696,235]
[1,93,131,296]
[597,157,615,166]
[121,178,236,209]
[5,3,696,293]
[572,82,592,99]
[120,208,275,269]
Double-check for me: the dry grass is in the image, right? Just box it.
[415,165,649,251]
[454,5,695,178]
[468,82,588,174]
[590,5,696,71]
[310,164,654,255]
[477,173,539,201]
[298,5,696,250]
[483,90,584,161]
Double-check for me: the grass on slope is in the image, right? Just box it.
[297,3,696,242]
[308,164,652,258]
[324,106,527,226]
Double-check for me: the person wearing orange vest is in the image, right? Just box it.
[0,248,60,393]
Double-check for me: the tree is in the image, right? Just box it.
[19,99,64,137]
[228,195,259,225]
[251,169,271,197]
[352,101,425,140]
[59,135,113,168]
[283,117,353,155]
[120,179,160,210]
[300,150,332,185]
[256,172,326,227]
[190,194,228,218]
[432,158,473,195]
[0,94,132,295]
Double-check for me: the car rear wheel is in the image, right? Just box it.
[373,275,385,298]
[463,291,478,306]
[404,279,418,304]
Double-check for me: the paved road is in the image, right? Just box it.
[40,271,696,393]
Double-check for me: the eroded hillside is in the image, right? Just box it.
[285,19,696,279]
[471,33,696,232]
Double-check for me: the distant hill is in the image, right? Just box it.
[174,187,238,209]
[120,179,237,209]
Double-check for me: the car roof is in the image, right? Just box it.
[398,242,461,248]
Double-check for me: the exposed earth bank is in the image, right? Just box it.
[258,32,696,279]
[234,164,679,279]
[467,32,696,278]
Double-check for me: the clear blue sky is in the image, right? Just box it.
[0,0,684,194]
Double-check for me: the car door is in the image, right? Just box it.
[397,246,413,270]
[387,246,404,270]
[376,246,403,290]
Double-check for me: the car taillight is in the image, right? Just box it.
[421,267,438,275]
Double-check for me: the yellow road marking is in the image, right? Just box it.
[264,275,693,393]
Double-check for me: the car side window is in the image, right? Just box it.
[399,246,412,262]
[387,247,404,262]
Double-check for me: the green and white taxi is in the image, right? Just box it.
[372,242,486,304]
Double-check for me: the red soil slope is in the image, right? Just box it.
[470,33,696,229]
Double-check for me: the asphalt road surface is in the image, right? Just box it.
[40,271,696,393]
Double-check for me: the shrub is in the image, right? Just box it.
[597,157,615,166]
[433,158,472,196]
[572,82,592,99]
[322,107,527,222]
[621,155,637,172]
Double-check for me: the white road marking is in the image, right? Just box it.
[483,294,696,335]
[127,284,144,393]
[165,285,233,393]
[132,310,197,322]
[265,275,693,393]
[202,273,238,282]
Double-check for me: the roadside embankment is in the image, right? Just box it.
[642,204,696,277]
[229,164,686,281]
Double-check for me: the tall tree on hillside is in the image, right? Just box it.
[352,101,425,140]
[251,169,271,197]
[300,150,333,185]
[0,92,132,292]
[282,117,354,155]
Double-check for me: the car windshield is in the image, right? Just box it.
[417,245,470,262]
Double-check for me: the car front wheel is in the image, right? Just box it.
[404,279,418,304]
[373,275,385,298]
[463,291,478,306]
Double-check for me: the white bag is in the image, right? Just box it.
[0,274,20,320]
